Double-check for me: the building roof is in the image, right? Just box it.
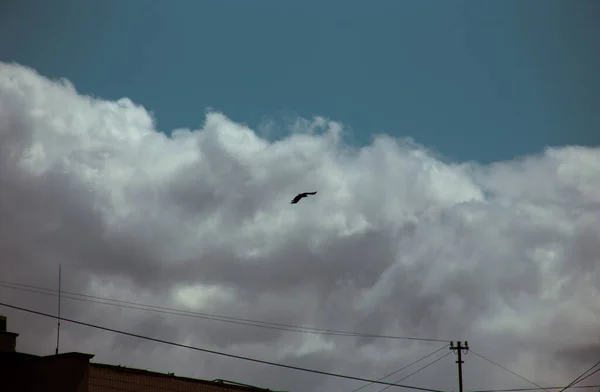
[90,362,276,392]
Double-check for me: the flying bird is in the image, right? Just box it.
[291,191,317,204]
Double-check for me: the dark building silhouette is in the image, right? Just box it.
[0,315,283,392]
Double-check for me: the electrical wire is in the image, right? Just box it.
[470,350,551,392]
[469,386,600,392]
[573,367,600,385]
[376,351,453,392]
[351,344,450,392]
[0,280,448,343]
[557,360,600,392]
[0,301,447,392]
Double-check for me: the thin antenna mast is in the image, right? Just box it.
[55,264,61,355]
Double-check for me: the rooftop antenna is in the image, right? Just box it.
[55,264,61,355]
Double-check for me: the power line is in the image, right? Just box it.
[351,344,450,392]
[470,350,550,392]
[574,368,600,385]
[558,360,600,392]
[0,280,448,343]
[470,386,600,392]
[469,352,600,392]
[2,281,376,337]
[0,301,447,392]
[376,351,453,392]
[0,281,446,341]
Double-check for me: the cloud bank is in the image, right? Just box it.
[0,62,599,392]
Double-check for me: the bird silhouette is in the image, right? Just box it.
[291,191,317,204]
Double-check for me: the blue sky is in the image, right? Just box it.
[1,0,598,163]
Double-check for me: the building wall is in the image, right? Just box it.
[1,352,92,392]
[0,315,274,392]
[0,331,18,352]
[89,365,267,392]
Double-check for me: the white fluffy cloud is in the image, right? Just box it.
[0,62,599,392]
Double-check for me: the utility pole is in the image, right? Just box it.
[450,341,469,392]
[55,264,61,355]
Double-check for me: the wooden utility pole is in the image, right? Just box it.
[450,341,469,392]
[55,264,61,355]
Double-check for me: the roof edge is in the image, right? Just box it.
[45,352,95,360]
[90,362,272,391]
